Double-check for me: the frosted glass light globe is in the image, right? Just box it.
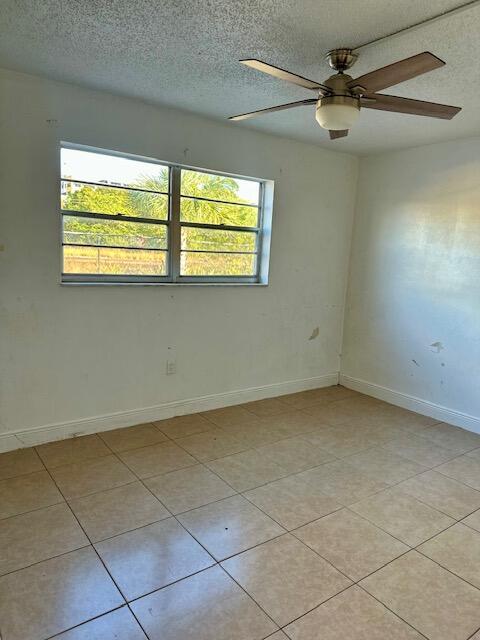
[316,97,360,130]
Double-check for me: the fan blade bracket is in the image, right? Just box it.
[349,84,368,96]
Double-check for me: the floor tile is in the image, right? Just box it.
[397,470,480,519]
[280,386,354,410]
[154,413,213,439]
[0,470,63,519]
[176,428,247,462]
[206,449,288,492]
[351,487,454,546]
[361,551,480,640]
[261,410,324,438]
[0,503,88,575]
[131,565,277,640]
[222,534,350,626]
[0,447,44,480]
[178,494,285,560]
[345,447,427,485]
[301,425,381,458]
[294,508,408,581]
[418,523,480,588]
[284,585,423,639]
[69,481,170,542]
[36,434,110,468]
[241,397,289,417]
[436,455,480,490]
[95,517,214,600]
[145,464,235,514]
[99,423,167,452]
[298,460,388,505]
[467,447,480,461]
[119,441,196,478]
[420,422,480,454]
[463,508,480,532]
[50,455,136,499]
[256,435,335,474]
[382,433,459,467]
[244,474,341,530]
[226,421,289,448]
[201,405,257,428]
[388,409,439,433]
[52,607,147,639]
[0,547,123,640]
[344,421,407,444]
[302,398,369,426]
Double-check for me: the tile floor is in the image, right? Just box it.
[1,386,480,639]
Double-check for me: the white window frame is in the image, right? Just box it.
[60,143,273,285]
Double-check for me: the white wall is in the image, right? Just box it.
[0,69,358,449]
[342,138,480,430]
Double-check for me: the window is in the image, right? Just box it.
[60,145,272,284]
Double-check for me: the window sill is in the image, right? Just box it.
[60,281,269,287]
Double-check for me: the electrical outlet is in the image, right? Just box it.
[166,360,176,375]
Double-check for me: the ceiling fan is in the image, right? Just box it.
[229,49,461,139]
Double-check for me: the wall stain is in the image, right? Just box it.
[308,327,319,341]
[412,359,420,367]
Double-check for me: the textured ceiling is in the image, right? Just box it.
[1,0,480,154]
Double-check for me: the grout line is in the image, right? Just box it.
[38,465,147,636]
[355,583,431,639]
[42,604,130,640]
[216,564,281,634]
[0,497,67,524]
[0,538,94,580]
[467,623,480,640]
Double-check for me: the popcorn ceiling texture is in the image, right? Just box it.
[0,0,478,153]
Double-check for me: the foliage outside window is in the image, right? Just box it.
[61,145,270,284]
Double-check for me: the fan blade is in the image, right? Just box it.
[229,99,317,121]
[361,94,461,119]
[329,129,349,139]
[348,52,445,93]
[240,59,330,92]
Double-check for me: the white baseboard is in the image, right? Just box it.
[0,372,339,453]
[340,374,480,434]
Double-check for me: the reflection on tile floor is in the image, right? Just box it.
[1,386,480,639]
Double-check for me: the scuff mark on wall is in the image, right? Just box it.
[412,359,420,367]
[308,327,319,341]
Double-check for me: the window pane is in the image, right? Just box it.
[61,182,169,220]
[61,148,169,191]
[180,252,256,276]
[63,246,167,276]
[181,169,260,205]
[63,216,167,250]
[180,197,258,227]
[181,227,256,253]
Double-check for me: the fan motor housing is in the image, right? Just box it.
[326,48,358,72]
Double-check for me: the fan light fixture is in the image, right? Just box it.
[315,96,360,130]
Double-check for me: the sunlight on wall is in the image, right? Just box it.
[343,145,480,418]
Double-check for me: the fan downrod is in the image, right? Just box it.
[325,49,358,73]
